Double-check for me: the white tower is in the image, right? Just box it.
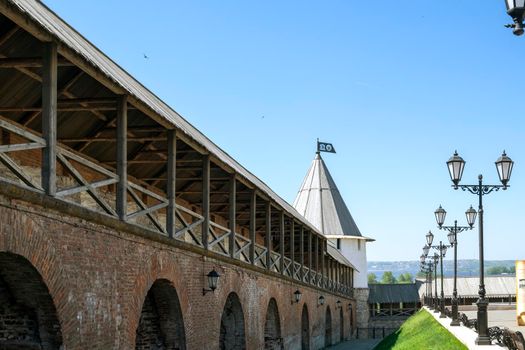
[293,152,374,330]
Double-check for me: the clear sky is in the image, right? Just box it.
[43,1,524,262]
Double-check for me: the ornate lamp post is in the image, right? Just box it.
[446,150,514,345]
[434,205,477,326]
[505,0,525,35]
[420,254,428,303]
[420,258,433,307]
[432,252,439,311]
[427,231,451,318]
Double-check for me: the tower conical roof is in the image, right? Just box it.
[293,153,362,237]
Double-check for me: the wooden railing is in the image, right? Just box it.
[0,116,354,298]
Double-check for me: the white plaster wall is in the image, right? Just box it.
[335,239,368,288]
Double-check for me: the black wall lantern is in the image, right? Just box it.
[203,269,220,295]
[292,290,302,304]
[318,295,325,306]
[336,300,342,309]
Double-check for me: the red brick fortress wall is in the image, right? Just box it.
[0,190,353,350]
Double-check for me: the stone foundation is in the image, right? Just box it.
[354,288,370,337]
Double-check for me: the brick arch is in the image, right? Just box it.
[263,297,282,350]
[325,306,332,347]
[128,253,190,348]
[135,278,186,350]
[0,211,72,347]
[0,252,63,349]
[301,304,310,350]
[220,291,246,350]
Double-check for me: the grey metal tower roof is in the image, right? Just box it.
[293,152,366,238]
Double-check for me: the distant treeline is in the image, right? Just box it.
[486,265,515,275]
[368,264,515,285]
[368,271,414,284]
[368,260,517,279]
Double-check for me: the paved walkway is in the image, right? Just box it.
[328,338,381,350]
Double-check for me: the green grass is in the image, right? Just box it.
[373,309,468,350]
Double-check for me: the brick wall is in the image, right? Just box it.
[0,189,353,350]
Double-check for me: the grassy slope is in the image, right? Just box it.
[373,309,468,350]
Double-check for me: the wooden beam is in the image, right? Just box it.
[0,26,19,47]
[104,126,165,133]
[265,200,271,270]
[59,136,165,143]
[57,97,117,105]
[279,211,285,274]
[103,159,167,165]
[290,218,295,273]
[307,230,312,276]
[249,190,256,264]
[229,174,236,258]
[0,106,131,112]
[0,57,73,67]
[166,130,176,238]
[58,71,84,96]
[299,225,304,280]
[321,239,325,284]
[202,154,210,249]
[41,42,57,196]
[141,178,229,182]
[116,95,127,220]
[314,235,319,274]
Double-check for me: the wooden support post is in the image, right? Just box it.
[321,239,325,285]
[249,190,256,264]
[41,42,57,196]
[166,130,176,238]
[202,154,210,249]
[299,225,304,280]
[307,230,312,282]
[290,219,295,275]
[279,211,285,274]
[331,259,335,286]
[228,174,236,258]
[265,201,271,269]
[314,236,319,275]
[116,95,127,220]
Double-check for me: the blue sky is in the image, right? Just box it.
[43,1,525,262]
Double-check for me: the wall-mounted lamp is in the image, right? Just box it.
[336,300,342,309]
[318,295,325,307]
[292,290,302,304]
[348,303,353,311]
[202,269,220,295]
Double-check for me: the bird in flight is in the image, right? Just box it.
[143,53,149,59]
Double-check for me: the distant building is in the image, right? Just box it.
[417,276,516,305]
[293,151,374,331]
[367,283,421,337]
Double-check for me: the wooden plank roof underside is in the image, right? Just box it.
[0,0,360,267]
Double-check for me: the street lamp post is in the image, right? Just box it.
[433,253,439,312]
[422,261,433,307]
[446,150,514,345]
[427,231,451,318]
[420,255,432,306]
[434,205,477,326]
[505,0,525,36]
